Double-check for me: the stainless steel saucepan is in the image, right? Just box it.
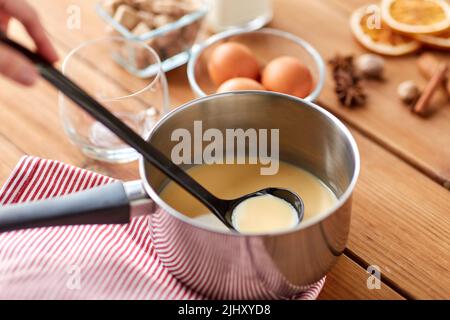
[0,91,359,299]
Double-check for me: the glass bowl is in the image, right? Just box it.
[96,0,208,74]
[60,37,169,163]
[187,28,326,102]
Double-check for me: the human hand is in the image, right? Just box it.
[0,0,58,85]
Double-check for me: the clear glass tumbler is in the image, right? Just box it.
[60,37,169,163]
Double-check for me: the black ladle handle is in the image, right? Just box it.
[0,33,231,228]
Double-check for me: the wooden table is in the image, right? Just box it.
[0,0,449,300]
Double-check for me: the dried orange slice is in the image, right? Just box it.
[350,5,421,56]
[414,28,450,49]
[381,0,450,35]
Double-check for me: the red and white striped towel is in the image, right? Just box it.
[0,156,325,299]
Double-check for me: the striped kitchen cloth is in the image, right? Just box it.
[0,156,325,299]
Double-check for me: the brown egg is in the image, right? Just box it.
[262,56,313,98]
[217,78,265,93]
[208,42,260,86]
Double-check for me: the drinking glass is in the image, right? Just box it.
[60,37,169,163]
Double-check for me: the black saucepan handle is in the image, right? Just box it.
[0,182,131,232]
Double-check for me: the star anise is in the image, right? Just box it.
[329,55,367,108]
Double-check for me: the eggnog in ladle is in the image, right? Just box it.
[231,194,299,233]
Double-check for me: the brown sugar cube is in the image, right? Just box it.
[135,47,151,69]
[132,24,154,68]
[152,14,175,28]
[152,0,186,17]
[132,21,152,36]
[155,28,179,47]
[182,20,200,44]
[146,37,157,49]
[179,0,202,13]
[134,0,154,11]
[137,10,155,26]
[113,4,140,30]
[153,30,181,59]
[102,0,124,15]
[119,42,150,70]
[164,40,183,57]
[123,0,137,6]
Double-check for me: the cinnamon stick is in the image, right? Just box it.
[417,53,450,98]
[414,63,449,116]
[447,79,450,98]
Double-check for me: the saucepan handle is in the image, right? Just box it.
[0,180,152,233]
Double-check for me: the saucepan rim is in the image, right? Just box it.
[139,91,360,237]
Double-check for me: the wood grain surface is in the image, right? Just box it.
[319,255,403,300]
[0,0,449,299]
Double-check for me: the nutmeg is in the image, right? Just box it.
[355,53,385,79]
[397,80,420,105]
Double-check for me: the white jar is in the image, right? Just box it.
[206,0,273,32]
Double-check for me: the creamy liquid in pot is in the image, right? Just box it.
[159,161,337,233]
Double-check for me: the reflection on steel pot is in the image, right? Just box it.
[142,91,359,299]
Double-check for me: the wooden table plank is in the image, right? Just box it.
[32,0,450,187]
[0,135,25,183]
[319,255,404,300]
[0,76,140,181]
[0,0,448,299]
[0,51,408,299]
[3,43,448,297]
[0,21,141,181]
[28,0,450,298]
[350,130,450,299]
[271,0,450,188]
